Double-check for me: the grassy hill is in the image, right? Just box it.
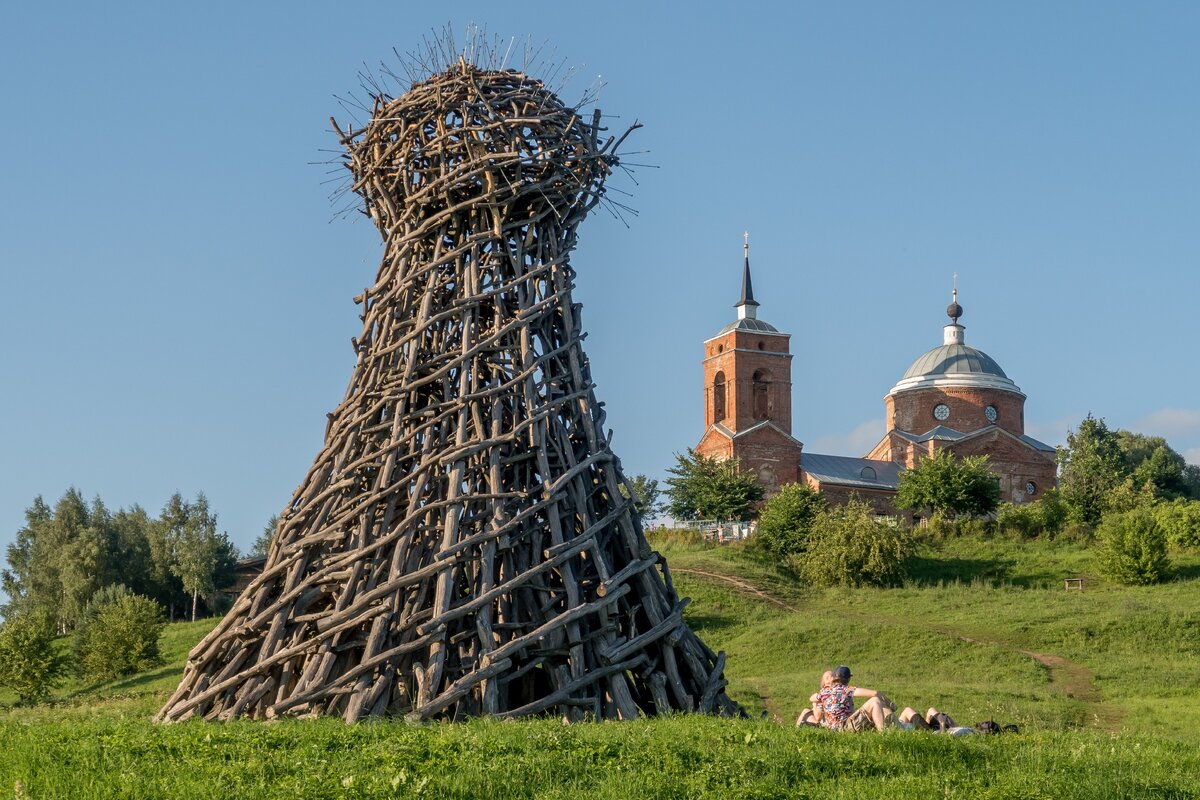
[2,534,1198,798]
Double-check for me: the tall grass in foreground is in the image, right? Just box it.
[2,716,1196,799]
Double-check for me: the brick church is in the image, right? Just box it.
[695,239,1057,513]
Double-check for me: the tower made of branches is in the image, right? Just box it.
[156,59,741,723]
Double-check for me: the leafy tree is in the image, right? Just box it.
[752,483,825,558]
[110,505,155,597]
[1115,431,1195,501]
[0,612,65,704]
[619,476,663,518]
[57,496,119,630]
[1152,499,1200,549]
[895,451,1000,518]
[250,515,279,559]
[1104,476,1159,515]
[1095,509,1171,585]
[1057,415,1127,527]
[795,499,913,588]
[165,492,238,621]
[2,496,51,619]
[2,490,121,632]
[664,450,763,521]
[72,586,165,682]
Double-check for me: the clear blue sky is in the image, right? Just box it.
[3,2,1199,558]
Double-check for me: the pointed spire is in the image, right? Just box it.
[736,232,759,319]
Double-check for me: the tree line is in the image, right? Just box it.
[652,414,1200,587]
[2,488,240,631]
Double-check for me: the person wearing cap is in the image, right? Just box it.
[812,665,892,732]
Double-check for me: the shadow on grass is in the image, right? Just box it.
[905,554,1015,586]
[683,610,744,634]
[1170,561,1200,581]
[66,664,180,701]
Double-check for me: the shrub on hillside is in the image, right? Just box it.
[72,587,165,682]
[997,491,1068,539]
[0,612,65,704]
[751,483,825,558]
[794,500,914,588]
[1095,509,1171,586]
[1152,499,1200,549]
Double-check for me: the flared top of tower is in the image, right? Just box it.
[334,61,625,236]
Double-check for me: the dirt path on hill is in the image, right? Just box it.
[674,568,798,612]
[673,566,1124,731]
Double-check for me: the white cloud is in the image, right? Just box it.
[1130,408,1200,440]
[1183,448,1200,467]
[808,419,885,457]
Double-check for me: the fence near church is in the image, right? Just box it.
[676,519,755,543]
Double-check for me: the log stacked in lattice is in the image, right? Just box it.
[156,58,741,723]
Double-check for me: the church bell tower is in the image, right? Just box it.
[695,235,801,495]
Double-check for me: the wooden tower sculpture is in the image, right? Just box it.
[156,58,741,723]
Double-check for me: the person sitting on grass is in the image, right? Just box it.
[812,665,893,732]
[795,670,833,727]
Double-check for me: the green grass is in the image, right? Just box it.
[657,535,1200,741]
[2,536,1198,798]
[2,716,1198,799]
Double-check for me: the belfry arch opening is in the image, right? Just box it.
[752,368,771,419]
[713,371,727,421]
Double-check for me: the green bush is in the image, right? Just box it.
[751,483,825,558]
[0,612,65,704]
[1152,499,1200,549]
[72,588,165,682]
[996,491,1068,539]
[1095,509,1171,585]
[794,499,914,587]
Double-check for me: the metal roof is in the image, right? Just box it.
[893,425,1057,454]
[713,318,781,335]
[901,343,1008,380]
[889,343,1023,396]
[800,452,903,490]
[1020,434,1057,453]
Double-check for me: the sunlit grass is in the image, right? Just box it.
[1,535,1197,798]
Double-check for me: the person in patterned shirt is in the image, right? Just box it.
[813,665,891,732]
[796,670,834,727]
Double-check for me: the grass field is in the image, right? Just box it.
[2,534,1198,798]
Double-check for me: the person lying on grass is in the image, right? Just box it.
[798,665,894,731]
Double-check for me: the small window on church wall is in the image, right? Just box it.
[752,369,770,419]
[714,371,727,421]
[757,341,765,350]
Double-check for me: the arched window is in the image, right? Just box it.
[860,466,877,480]
[752,368,770,420]
[713,371,727,421]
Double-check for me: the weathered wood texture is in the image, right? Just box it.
[156,60,741,723]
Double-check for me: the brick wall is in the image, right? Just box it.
[886,387,1025,437]
[703,330,793,434]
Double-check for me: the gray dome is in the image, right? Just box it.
[714,317,780,335]
[889,342,1023,396]
[901,343,1008,381]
